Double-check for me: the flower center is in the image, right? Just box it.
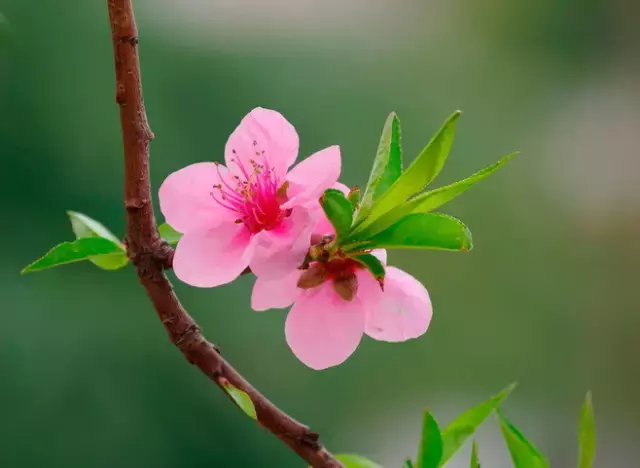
[210,151,288,233]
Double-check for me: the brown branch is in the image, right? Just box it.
[106,2,343,467]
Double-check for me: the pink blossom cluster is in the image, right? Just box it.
[159,108,432,369]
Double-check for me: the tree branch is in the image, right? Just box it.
[106,2,343,466]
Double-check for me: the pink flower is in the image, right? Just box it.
[251,190,433,370]
[159,107,341,287]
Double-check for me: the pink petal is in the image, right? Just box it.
[333,182,350,195]
[284,145,341,207]
[372,249,387,265]
[312,212,335,238]
[251,270,301,311]
[224,107,299,181]
[285,284,365,370]
[359,266,432,342]
[159,162,236,233]
[173,223,255,288]
[249,207,314,278]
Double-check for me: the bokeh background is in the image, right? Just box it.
[1,0,639,466]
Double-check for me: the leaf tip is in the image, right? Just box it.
[450,109,462,122]
[461,226,474,252]
[493,382,518,406]
[503,151,520,163]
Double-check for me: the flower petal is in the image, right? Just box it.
[173,224,255,288]
[360,266,432,342]
[159,162,236,233]
[251,270,301,311]
[333,182,350,195]
[372,249,387,265]
[284,145,341,207]
[312,211,335,238]
[285,284,365,370]
[225,107,299,181]
[249,207,314,278]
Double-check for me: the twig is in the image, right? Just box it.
[106,1,343,466]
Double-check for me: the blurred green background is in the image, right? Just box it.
[1,0,639,466]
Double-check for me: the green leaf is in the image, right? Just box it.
[347,187,361,209]
[470,440,480,468]
[350,253,385,287]
[335,454,384,468]
[403,460,415,468]
[67,211,121,243]
[417,410,443,468]
[497,411,549,468]
[21,237,127,274]
[440,383,517,465]
[357,152,518,238]
[354,111,460,232]
[354,213,472,252]
[220,380,257,420]
[356,112,403,223]
[158,223,183,244]
[578,391,596,468]
[320,188,354,241]
[67,211,128,270]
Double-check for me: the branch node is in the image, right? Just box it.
[174,323,202,352]
[125,197,147,210]
[300,430,321,450]
[119,35,139,45]
[153,242,174,269]
[116,83,126,105]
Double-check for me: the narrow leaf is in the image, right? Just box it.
[220,380,257,420]
[470,440,480,468]
[335,454,384,468]
[403,460,415,468]
[355,111,460,232]
[22,237,126,274]
[67,211,128,270]
[357,112,403,222]
[497,411,549,468]
[418,410,443,468]
[578,391,596,468]
[67,211,121,244]
[358,152,517,238]
[357,213,472,252]
[158,223,183,244]
[350,253,385,288]
[320,188,354,241]
[440,383,517,464]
